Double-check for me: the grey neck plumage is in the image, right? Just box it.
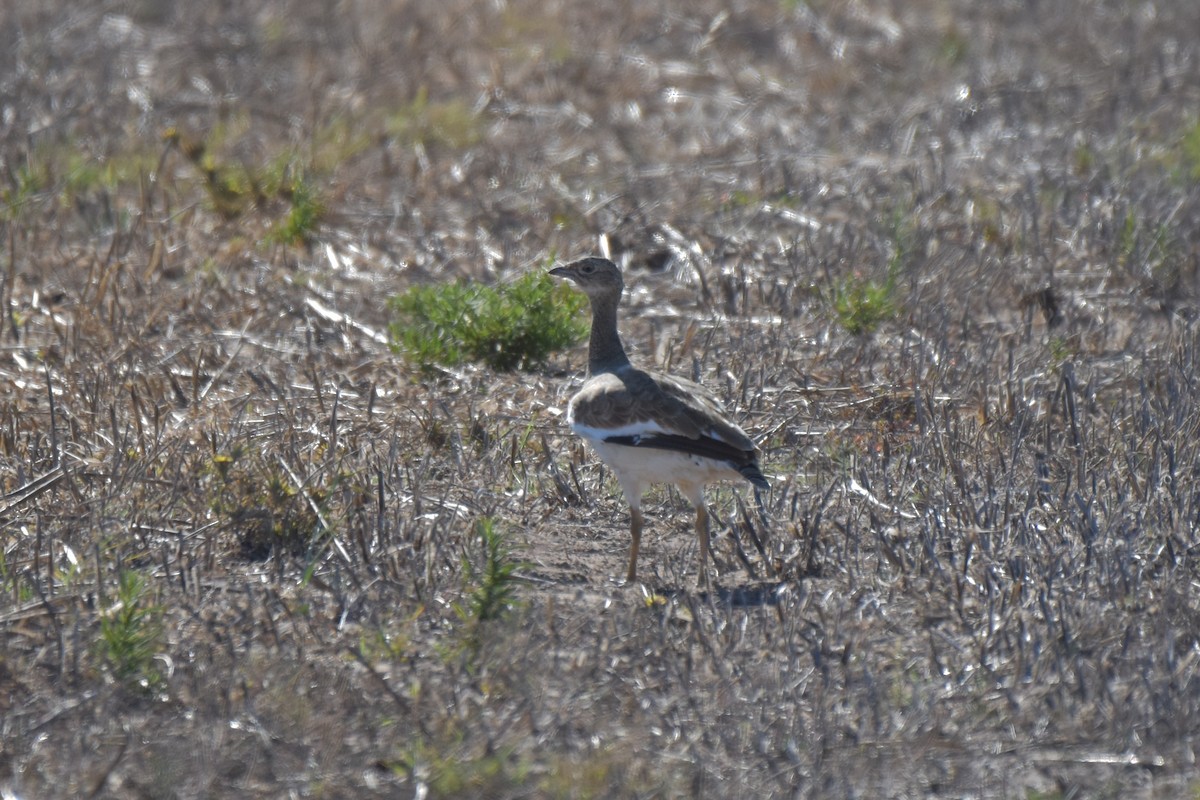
[586,293,632,375]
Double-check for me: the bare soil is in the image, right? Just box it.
[3,0,1200,797]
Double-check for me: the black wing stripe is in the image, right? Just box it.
[602,433,739,461]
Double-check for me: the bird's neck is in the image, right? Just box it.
[587,295,631,375]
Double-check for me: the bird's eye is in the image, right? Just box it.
[581,262,594,273]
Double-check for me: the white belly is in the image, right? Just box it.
[587,439,735,499]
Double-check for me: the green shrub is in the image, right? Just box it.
[388,271,587,371]
[457,517,524,625]
[387,87,483,150]
[1179,118,1200,182]
[207,448,327,561]
[391,738,529,799]
[449,518,529,667]
[265,175,324,246]
[828,211,910,335]
[830,272,899,335]
[97,570,165,692]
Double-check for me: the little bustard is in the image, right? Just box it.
[550,256,768,588]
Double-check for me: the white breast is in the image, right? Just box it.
[587,439,737,498]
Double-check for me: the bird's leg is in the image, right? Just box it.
[626,507,643,583]
[695,503,711,589]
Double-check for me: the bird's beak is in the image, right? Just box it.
[548,265,571,278]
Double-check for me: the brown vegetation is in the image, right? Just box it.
[2,0,1200,797]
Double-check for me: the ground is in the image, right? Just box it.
[2,0,1200,797]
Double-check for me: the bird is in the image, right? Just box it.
[549,256,769,588]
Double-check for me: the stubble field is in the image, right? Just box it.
[2,1,1200,797]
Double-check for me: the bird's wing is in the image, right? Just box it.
[641,370,758,451]
[569,369,756,454]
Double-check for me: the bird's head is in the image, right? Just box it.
[548,256,624,300]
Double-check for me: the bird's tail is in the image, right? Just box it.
[739,463,769,491]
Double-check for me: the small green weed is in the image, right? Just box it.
[1047,335,1077,370]
[827,211,911,335]
[722,188,802,211]
[392,738,530,799]
[310,116,376,173]
[1072,141,1096,175]
[457,518,525,626]
[165,127,327,237]
[207,449,326,560]
[357,607,424,663]
[1,138,162,222]
[538,748,672,799]
[264,174,324,246]
[1,161,48,221]
[447,518,528,667]
[164,126,259,218]
[1116,212,1172,269]
[387,88,483,150]
[1179,118,1200,182]
[1117,211,1182,294]
[829,272,900,335]
[97,570,165,692]
[60,146,161,198]
[1024,791,1066,800]
[0,549,34,604]
[388,271,587,372]
[938,26,969,66]
[490,9,573,65]
[391,737,673,799]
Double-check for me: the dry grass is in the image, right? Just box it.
[2,0,1200,797]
